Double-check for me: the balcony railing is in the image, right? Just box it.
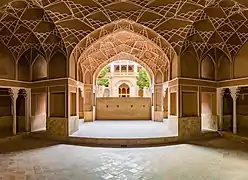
[107,72,137,76]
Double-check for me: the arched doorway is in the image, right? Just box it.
[119,83,130,97]
[94,59,153,120]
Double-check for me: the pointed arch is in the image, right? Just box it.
[32,55,47,81]
[217,53,231,81]
[0,42,15,80]
[49,51,67,79]
[180,47,199,78]
[234,42,248,78]
[201,55,215,80]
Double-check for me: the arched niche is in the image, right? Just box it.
[181,51,198,78]
[234,42,248,78]
[49,51,67,79]
[84,71,92,84]
[155,71,163,84]
[78,67,83,82]
[32,55,47,81]
[217,55,231,81]
[0,43,15,79]
[201,56,215,80]
[18,55,30,81]
[170,56,177,80]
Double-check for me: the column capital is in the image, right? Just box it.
[230,87,240,100]
[217,88,225,97]
[8,88,20,102]
[23,89,31,99]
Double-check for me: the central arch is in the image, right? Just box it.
[70,20,176,122]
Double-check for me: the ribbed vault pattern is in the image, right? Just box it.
[1,0,248,62]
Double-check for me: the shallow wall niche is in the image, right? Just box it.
[201,56,215,80]
[70,92,76,116]
[181,51,198,78]
[32,55,47,81]
[0,43,15,79]
[170,92,177,116]
[50,92,65,117]
[201,92,217,131]
[182,92,198,117]
[170,56,177,79]
[217,55,230,80]
[234,42,248,78]
[49,52,66,79]
[31,92,46,132]
[18,56,30,81]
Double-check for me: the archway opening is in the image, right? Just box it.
[69,22,178,138]
[95,59,152,121]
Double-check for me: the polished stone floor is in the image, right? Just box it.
[71,120,178,138]
[1,137,248,179]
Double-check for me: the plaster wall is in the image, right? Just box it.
[31,93,46,131]
[96,97,151,120]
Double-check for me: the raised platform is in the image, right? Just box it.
[30,120,220,147]
[71,120,177,138]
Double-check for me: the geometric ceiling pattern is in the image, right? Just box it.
[79,30,169,73]
[1,0,248,62]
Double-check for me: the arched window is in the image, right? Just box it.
[118,83,130,97]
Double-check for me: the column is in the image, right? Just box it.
[230,87,240,134]
[84,84,94,122]
[23,89,31,132]
[8,88,19,135]
[217,88,225,131]
[153,84,163,122]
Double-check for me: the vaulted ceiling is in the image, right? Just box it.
[1,0,248,61]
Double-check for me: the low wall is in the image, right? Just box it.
[178,117,201,140]
[31,114,46,132]
[96,97,152,120]
[68,116,79,135]
[47,117,68,136]
[201,114,218,131]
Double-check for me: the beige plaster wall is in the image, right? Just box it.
[31,93,47,131]
[68,116,79,135]
[182,92,198,117]
[96,97,151,120]
[170,92,177,116]
[50,92,65,117]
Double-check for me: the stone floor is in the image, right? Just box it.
[1,137,248,179]
[71,120,178,138]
